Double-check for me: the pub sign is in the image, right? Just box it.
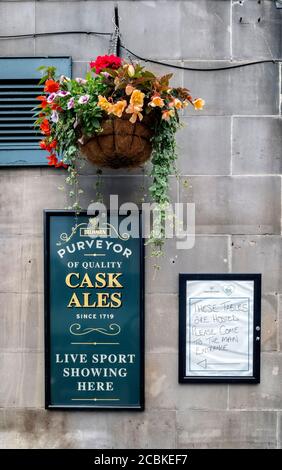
[44,211,144,410]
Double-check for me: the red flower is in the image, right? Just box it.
[36,95,48,109]
[47,154,58,166]
[40,119,51,136]
[39,139,48,150]
[51,103,62,111]
[49,139,57,149]
[40,139,57,152]
[55,161,68,169]
[44,79,60,94]
[90,55,122,74]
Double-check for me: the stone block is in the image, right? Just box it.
[0,174,24,235]
[229,353,282,410]
[119,0,231,59]
[0,352,44,408]
[279,295,282,352]
[279,412,282,449]
[232,0,282,60]
[177,116,231,175]
[136,60,184,89]
[72,61,88,79]
[119,1,182,60]
[146,353,228,411]
[147,235,229,294]
[0,38,35,57]
[180,176,281,234]
[35,1,114,33]
[22,174,68,235]
[232,117,282,175]
[78,175,178,209]
[176,410,277,448]
[232,236,282,294]
[21,236,44,294]
[111,410,176,449]
[0,293,44,352]
[0,408,176,449]
[183,62,280,115]
[0,236,22,292]
[78,159,148,176]
[261,294,278,352]
[35,1,114,61]
[0,409,69,449]
[0,1,35,35]
[146,294,178,353]
[35,35,107,62]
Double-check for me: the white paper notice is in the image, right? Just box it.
[186,280,254,377]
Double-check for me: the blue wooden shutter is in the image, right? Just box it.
[0,57,72,166]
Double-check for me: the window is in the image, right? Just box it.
[0,57,71,166]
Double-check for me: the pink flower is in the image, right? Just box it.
[75,77,87,84]
[56,90,70,97]
[67,97,75,109]
[51,110,59,123]
[47,92,57,103]
[78,94,90,104]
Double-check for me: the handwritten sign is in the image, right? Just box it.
[44,211,144,409]
[179,274,261,383]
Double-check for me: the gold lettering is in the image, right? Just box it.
[67,292,81,307]
[108,273,123,288]
[65,272,80,288]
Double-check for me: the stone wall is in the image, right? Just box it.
[0,0,281,448]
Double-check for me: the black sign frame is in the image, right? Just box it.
[44,210,145,410]
[179,273,261,384]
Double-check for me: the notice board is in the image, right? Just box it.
[179,274,261,383]
[44,211,144,409]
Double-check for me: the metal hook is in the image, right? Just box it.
[108,5,121,56]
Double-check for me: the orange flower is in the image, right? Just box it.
[129,89,144,109]
[44,79,60,94]
[36,95,48,109]
[125,84,134,96]
[128,111,143,124]
[169,98,182,109]
[193,98,205,110]
[161,109,175,121]
[149,94,165,108]
[97,95,113,113]
[40,119,51,136]
[126,89,144,123]
[111,100,127,118]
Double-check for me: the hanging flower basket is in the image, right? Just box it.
[79,114,153,169]
[35,54,205,256]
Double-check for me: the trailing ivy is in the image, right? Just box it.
[146,115,181,261]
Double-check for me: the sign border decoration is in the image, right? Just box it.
[44,210,145,410]
[179,273,261,384]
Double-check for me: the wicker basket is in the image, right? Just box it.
[79,116,154,169]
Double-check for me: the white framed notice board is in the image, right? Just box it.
[179,274,261,383]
